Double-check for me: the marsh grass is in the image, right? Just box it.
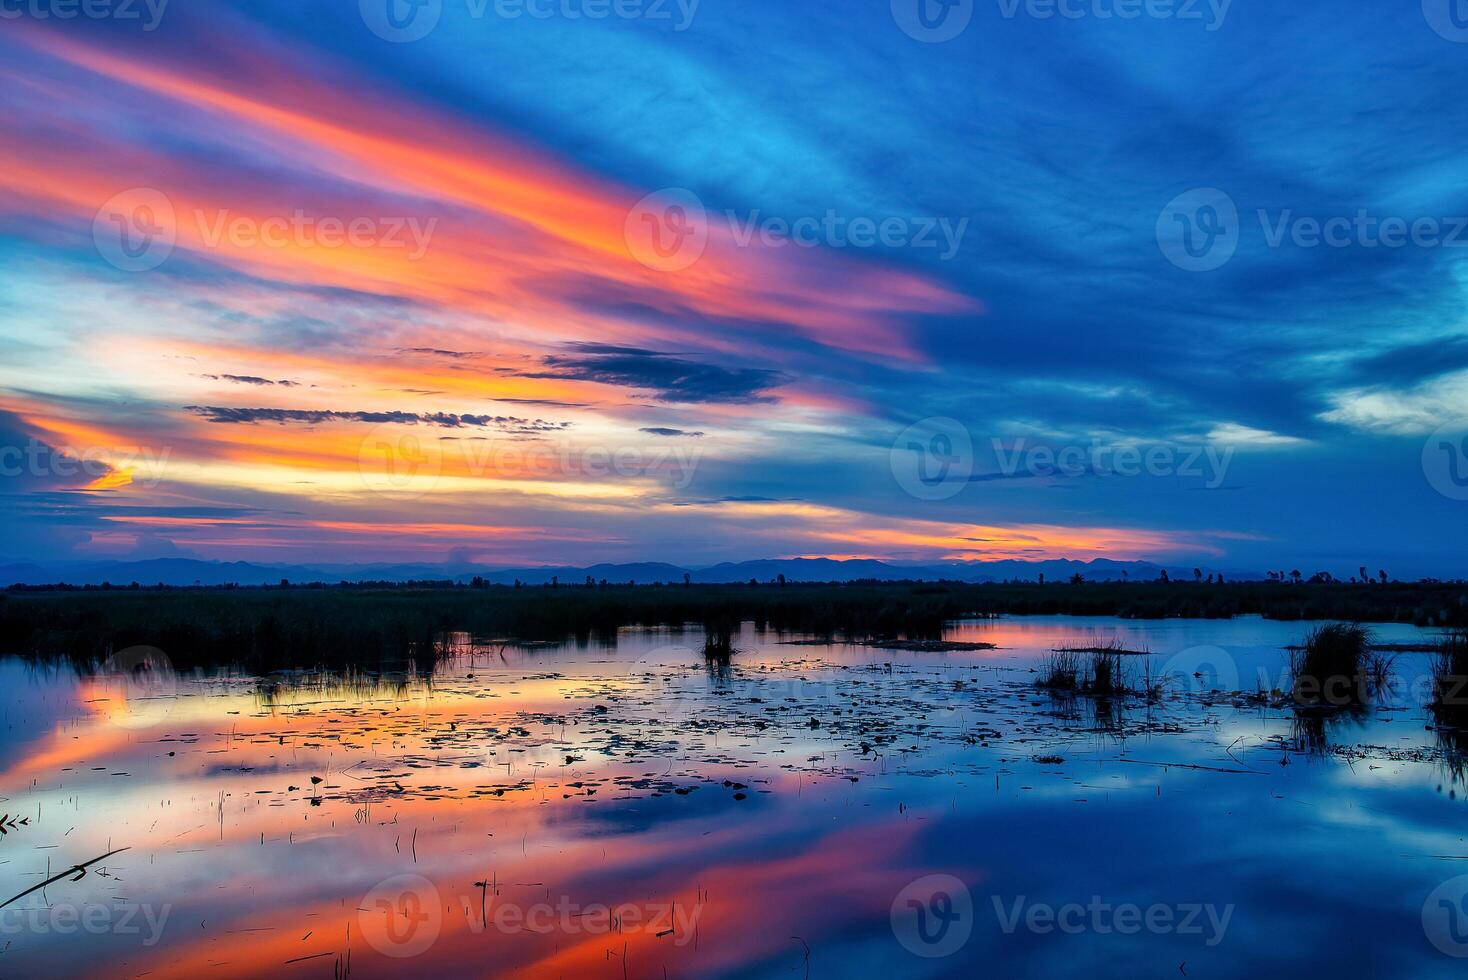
[1087,648,1124,695]
[1037,640,1145,695]
[1430,633,1468,770]
[1288,623,1390,709]
[4,581,1464,674]
[1036,649,1082,691]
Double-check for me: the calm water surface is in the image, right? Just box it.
[1,616,1465,978]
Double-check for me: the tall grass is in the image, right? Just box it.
[1432,632,1468,721]
[1037,650,1082,690]
[1288,623,1389,709]
[1036,641,1138,695]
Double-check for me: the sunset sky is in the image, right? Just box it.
[3,1,1467,575]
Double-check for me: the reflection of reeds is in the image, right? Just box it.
[703,622,736,663]
[254,668,421,709]
[1290,711,1331,755]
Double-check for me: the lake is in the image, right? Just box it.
[1,615,1465,977]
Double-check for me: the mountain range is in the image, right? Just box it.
[0,557,1262,587]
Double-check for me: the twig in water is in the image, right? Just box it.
[0,847,130,909]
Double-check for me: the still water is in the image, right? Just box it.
[1,616,1464,977]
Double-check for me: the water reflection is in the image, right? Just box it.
[0,617,1465,977]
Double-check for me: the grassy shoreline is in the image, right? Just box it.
[2,580,1466,671]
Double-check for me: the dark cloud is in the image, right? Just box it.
[201,374,300,387]
[531,344,788,403]
[496,398,590,409]
[640,427,704,437]
[399,348,482,359]
[184,407,571,433]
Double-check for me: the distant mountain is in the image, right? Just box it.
[0,556,1263,587]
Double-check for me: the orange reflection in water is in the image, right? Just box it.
[0,649,968,978]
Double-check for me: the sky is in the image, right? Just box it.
[2,0,1467,576]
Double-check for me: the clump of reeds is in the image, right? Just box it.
[1288,623,1386,709]
[1036,649,1081,691]
[1086,647,1125,695]
[1138,656,1164,702]
[1432,632,1468,720]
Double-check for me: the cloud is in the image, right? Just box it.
[183,406,572,433]
[1203,423,1307,448]
[201,374,300,387]
[399,348,483,360]
[640,427,704,437]
[1319,372,1468,434]
[531,344,789,404]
